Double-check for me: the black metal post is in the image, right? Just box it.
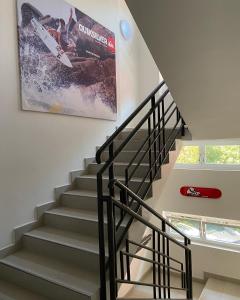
[126,239,131,281]
[148,116,153,183]
[162,221,166,299]
[151,96,158,177]
[157,105,162,167]
[167,239,171,298]
[161,101,166,161]
[157,232,162,298]
[152,230,157,299]
[97,174,107,300]
[184,238,190,299]
[181,118,186,137]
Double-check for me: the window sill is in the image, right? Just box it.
[174,236,240,253]
[174,164,240,171]
[191,239,240,253]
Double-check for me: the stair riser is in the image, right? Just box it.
[102,151,153,164]
[75,177,152,198]
[61,194,123,215]
[23,236,99,273]
[61,194,99,211]
[0,263,95,300]
[113,139,176,152]
[43,213,126,239]
[87,163,158,179]
[101,151,170,166]
[117,128,182,140]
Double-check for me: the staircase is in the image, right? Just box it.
[0,81,192,299]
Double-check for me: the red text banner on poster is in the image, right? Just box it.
[180,186,222,199]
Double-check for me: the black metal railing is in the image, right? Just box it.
[96,81,192,299]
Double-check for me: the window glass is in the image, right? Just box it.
[176,146,200,164]
[205,145,240,164]
[206,223,240,245]
[169,218,201,239]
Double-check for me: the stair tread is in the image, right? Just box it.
[90,161,149,166]
[78,174,150,183]
[63,189,120,200]
[46,207,128,226]
[25,226,100,254]
[0,250,99,296]
[45,207,99,221]
[0,279,50,300]
[63,189,98,197]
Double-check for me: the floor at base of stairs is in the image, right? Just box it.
[122,271,204,300]
[0,279,50,300]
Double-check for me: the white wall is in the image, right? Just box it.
[158,169,240,222]
[126,0,240,140]
[157,168,240,280]
[0,0,160,248]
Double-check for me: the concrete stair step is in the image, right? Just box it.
[87,162,160,179]
[23,226,103,272]
[101,150,169,164]
[112,138,176,152]
[44,207,127,239]
[0,279,50,300]
[75,175,152,198]
[117,128,182,140]
[61,189,121,211]
[0,250,99,300]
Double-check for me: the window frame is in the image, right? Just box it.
[164,211,240,251]
[175,139,240,170]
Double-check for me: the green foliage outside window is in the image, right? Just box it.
[205,145,240,164]
[170,218,201,238]
[176,146,200,164]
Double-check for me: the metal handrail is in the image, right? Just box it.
[113,179,191,243]
[96,81,167,164]
[96,82,192,300]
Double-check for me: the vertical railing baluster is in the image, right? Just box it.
[161,101,166,161]
[158,232,162,299]
[148,116,153,183]
[97,174,107,300]
[184,238,190,299]
[157,104,161,166]
[162,221,166,299]
[126,239,131,281]
[167,239,171,298]
[181,264,185,289]
[108,143,117,299]
[120,251,124,280]
[125,169,130,208]
[151,96,157,177]
[107,195,117,300]
[189,250,193,299]
[152,230,157,299]
[181,118,186,137]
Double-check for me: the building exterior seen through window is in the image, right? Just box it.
[164,212,240,249]
[175,140,240,169]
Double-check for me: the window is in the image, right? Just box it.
[176,146,200,164]
[164,212,240,249]
[175,140,240,169]
[206,223,240,245]
[205,145,240,164]
[169,217,201,239]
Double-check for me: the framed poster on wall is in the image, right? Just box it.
[17,0,117,120]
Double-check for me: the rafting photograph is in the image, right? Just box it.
[17,0,117,120]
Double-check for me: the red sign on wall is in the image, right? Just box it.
[180,186,222,199]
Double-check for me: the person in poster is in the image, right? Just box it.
[17,0,117,120]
